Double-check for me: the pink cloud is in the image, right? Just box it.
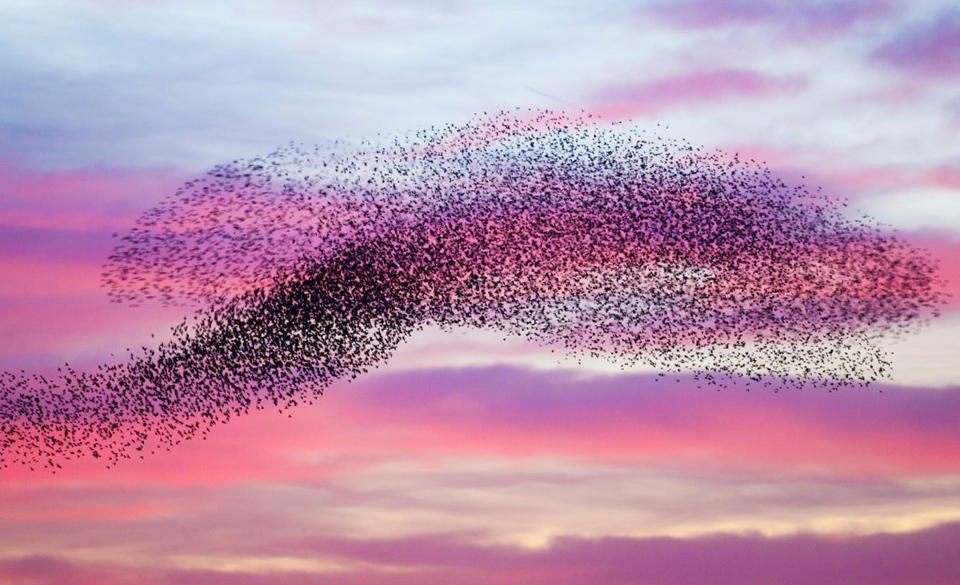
[0,257,103,298]
[4,364,958,488]
[589,70,805,121]
[332,367,960,478]
[2,366,958,585]
[0,162,196,361]
[0,164,196,372]
[925,164,960,189]
[0,161,183,232]
[695,143,960,198]
[11,502,158,522]
[912,237,960,304]
[15,365,960,484]
[872,11,960,78]
[831,165,953,194]
[0,294,188,370]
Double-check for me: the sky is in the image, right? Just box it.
[1,0,959,583]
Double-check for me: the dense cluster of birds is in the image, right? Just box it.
[0,110,946,470]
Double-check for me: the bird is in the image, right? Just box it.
[0,108,947,471]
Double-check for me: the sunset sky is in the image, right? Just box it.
[2,1,960,583]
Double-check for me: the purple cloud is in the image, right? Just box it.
[0,555,107,585]
[873,11,960,77]
[650,0,892,36]
[5,522,960,585]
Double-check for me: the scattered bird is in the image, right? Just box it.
[0,110,947,471]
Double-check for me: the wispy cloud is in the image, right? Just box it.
[649,0,894,37]
[588,69,805,120]
[872,10,960,78]
[0,162,180,231]
[4,522,960,585]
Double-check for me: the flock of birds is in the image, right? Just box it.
[0,110,947,470]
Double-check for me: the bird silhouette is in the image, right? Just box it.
[0,109,947,471]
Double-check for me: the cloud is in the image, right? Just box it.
[588,69,805,120]
[329,366,960,477]
[872,10,960,77]
[5,365,960,485]
[0,0,361,169]
[0,0,630,169]
[289,523,960,584]
[0,161,181,231]
[0,161,191,367]
[857,188,960,234]
[3,366,960,554]
[0,555,108,585]
[649,0,892,36]
[3,368,960,584]
[4,522,960,585]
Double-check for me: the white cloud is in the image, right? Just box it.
[881,312,960,387]
[856,188,960,234]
